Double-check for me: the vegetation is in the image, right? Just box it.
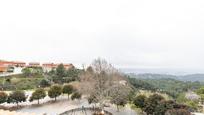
[7,90,26,107]
[165,109,191,115]
[196,87,204,104]
[0,91,8,104]
[22,67,32,77]
[129,73,204,82]
[54,64,67,83]
[128,77,203,98]
[48,85,62,101]
[0,64,82,91]
[22,67,43,77]
[133,95,147,110]
[0,74,44,90]
[66,68,81,81]
[80,58,132,109]
[39,79,50,88]
[128,78,156,91]
[62,84,74,99]
[133,94,190,115]
[143,94,165,114]
[30,88,46,104]
[110,85,130,111]
[71,91,82,100]
[88,93,99,105]
[47,64,82,84]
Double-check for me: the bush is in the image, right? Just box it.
[22,68,32,77]
[144,94,164,115]
[71,92,81,100]
[133,95,147,110]
[0,92,8,104]
[165,109,191,115]
[39,79,50,88]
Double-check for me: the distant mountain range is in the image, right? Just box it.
[127,73,204,82]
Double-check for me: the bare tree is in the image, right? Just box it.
[80,58,132,110]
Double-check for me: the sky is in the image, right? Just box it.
[0,0,204,73]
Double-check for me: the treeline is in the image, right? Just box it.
[0,84,81,108]
[128,73,204,82]
[128,77,157,91]
[128,77,203,98]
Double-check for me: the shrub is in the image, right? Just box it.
[133,95,147,110]
[71,92,82,100]
[165,109,191,115]
[144,94,164,115]
[39,79,50,88]
[0,92,8,104]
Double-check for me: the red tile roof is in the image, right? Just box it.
[29,62,40,65]
[42,63,57,68]
[42,63,74,69]
[0,66,7,72]
[0,61,26,65]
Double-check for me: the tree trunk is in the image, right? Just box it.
[68,94,69,100]
[117,105,119,112]
[38,99,39,104]
[16,102,19,108]
[55,97,57,101]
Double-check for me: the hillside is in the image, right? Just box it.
[128,77,204,98]
[128,73,204,82]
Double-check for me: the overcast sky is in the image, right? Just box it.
[0,0,204,73]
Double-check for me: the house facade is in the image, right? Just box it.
[28,62,41,67]
[0,66,7,73]
[42,63,74,72]
[0,60,74,75]
[42,63,57,72]
[0,61,26,73]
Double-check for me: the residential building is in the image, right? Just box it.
[0,66,7,73]
[28,62,40,67]
[42,63,74,72]
[0,60,74,75]
[0,61,26,74]
[63,64,74,69]
[42,63,57,72]
[12,61,26,67]
[0,61,26,67]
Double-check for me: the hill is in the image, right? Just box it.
[127,77,204,98]
[128,73,204,82]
